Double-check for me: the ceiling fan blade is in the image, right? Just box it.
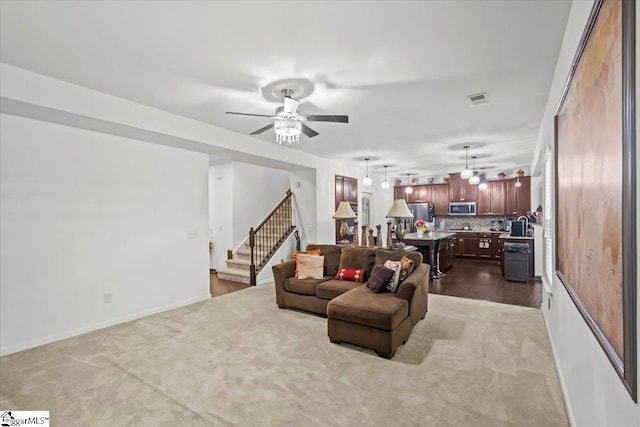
[250,123,275,135]
[283,96,300,114]
[225,112,276,118]
[301,124,319,138]
[301,115,349,123]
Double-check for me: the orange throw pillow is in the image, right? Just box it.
[293,250,321,278]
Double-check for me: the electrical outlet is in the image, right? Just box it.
[104,293,112,304]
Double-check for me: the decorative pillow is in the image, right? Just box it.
[297,254,325,280]
[383,260,402,292]
[335,268,365,282]
[293,249,321,278]
[398,256,415,283]
[367,264,396,294]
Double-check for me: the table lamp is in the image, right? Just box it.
[386,199,413,241]
[333,201,357,244]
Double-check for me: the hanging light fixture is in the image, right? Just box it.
[515,169,524,187]
[381,165,390,189]
[460,145,473,179]
[363,158,372,186]
[404,174,413,194]
[469,156,480,185]
[274,117,301,144]
[478,172,488,190]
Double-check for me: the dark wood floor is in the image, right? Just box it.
[429,258,542,308]
[210,271,251,297]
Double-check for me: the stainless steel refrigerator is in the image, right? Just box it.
[406,203,435,232]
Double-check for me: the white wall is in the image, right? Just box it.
[0,114,210,355]
[533,1,640,425]
[209,162,232,270]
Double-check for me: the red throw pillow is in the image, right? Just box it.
[335,268,365,282]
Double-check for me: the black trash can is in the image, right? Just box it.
[504,242,531,282]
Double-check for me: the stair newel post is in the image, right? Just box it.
[368,228,375,247]
[361,225,368,247]
[249,227,256,286]
[376,224,382,247]
[353,219,359,246]
[386,220,393,248]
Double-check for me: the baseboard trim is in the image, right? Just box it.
[542,306,577,427]
[0,293,212,356]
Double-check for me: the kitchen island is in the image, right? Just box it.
[400,232,457,279]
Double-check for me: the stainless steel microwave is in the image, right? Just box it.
[449,202,476,216]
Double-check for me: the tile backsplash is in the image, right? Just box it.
[435,215,513,230]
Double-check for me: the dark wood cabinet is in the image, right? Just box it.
[431,184,450,216]
[335,175,358,243]
[477,180,506,215]
[505,177,531,216]
[408,185,431,203]
[393,186,406,200]
[460,235,478,257]
[476,185,492,215]
[492,234,500,259]
[449,173,477,203]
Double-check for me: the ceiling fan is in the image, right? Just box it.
[225,89,348,144]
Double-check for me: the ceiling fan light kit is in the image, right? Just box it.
[226,84,348,146]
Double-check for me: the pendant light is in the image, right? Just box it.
[478,172,488,190]
[469,156,480,185]
[381,165,390,189]
[515,168,524,187]
[404,174,413,194]
[460,145,473,179]
[363,158,372,186]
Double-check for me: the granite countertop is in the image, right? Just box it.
[403,231,458,241]
[498,233,534,240]
[441,228,502,234]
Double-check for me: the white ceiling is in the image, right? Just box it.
[0,0,572,181]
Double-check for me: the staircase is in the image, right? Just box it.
[218,190,297,285]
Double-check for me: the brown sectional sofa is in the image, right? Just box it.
[272,244,430,358]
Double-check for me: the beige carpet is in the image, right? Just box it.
[0,286,568,426]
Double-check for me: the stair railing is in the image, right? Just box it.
[249,189,296,285]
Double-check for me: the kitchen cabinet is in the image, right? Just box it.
[492,234,500,259]
[408,185,431,203]
[506,176,531,216]
[439,236,456,272]
[335,175,358,243]
[459,235,478,257]
[449,173,477,202]
[477,181,505,215]
[394,186,406,201]
[431,184,450,216]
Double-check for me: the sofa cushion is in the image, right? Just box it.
[297,254,325,279]
[398,256,415,283]
[338,247,376,279]
[306,244,342,277]
[284,276,330,296]
[327,286,409,331]
[367,264,396,294]
[293,249,321,278]
[316,280,363,300]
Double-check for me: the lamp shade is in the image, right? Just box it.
[333,201,357,219]
[386,199,413,218]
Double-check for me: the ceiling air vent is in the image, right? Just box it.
[467,92,488,106]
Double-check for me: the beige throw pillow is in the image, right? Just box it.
[297,254,325,279]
